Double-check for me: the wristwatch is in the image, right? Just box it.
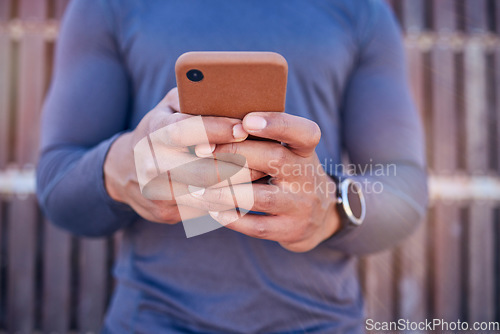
[330,175,366,231]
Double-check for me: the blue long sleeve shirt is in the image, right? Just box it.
[37,0,428,333]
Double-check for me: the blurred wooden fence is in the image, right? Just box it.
[0,0,499,333]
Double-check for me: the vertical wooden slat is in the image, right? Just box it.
[0,5,9,331]
[78,239,107,333]
[496,0,500,35]
[432,0,456,33]
[42,222,71,333]
[407,44,425,120]
[0,3,12,324]
[465,0,488,34]
[54,0,69,19]
[464,43,488,172]
[401,0,425,33]
[496,41,500,173]
[431,203,463,320]
[431,50,458,173]
[0,5,11,167]
[110,231,123,297]
[464,36,495,322]
[396,43,428,327]
[113,232,122,260]
[6,199,39,332]
[0,1,11,19]
[429,4,463,318]
[397,223,427,325]
[364,250,396,323]
[467,203,494,322]
[6,0,46,332]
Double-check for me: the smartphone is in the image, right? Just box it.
[175,51,288,119]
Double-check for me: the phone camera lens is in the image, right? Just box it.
[186,69,204,82]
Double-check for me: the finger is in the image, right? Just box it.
[167,156,262,188]
[126,186,181,223]
[209,211,289,242]
[176,205,210,220]
[130,184,211,223]
[149,114,248,148]
[157,87,180,111]
[213,140,296,176]
[242,112,321,157]
[139,132,259,189]
[194,146,267,181]
[173,186,237,212]
[141,160,263,200]
[199,183,289,214]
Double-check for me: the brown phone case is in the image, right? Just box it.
[175,51,288,119]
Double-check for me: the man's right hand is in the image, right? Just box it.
[103,87,263,224]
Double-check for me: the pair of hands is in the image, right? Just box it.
[104,88,340,252]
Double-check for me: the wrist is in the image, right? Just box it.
[325,175,367,240]
[320,178,342,241]
[104,132,134,203]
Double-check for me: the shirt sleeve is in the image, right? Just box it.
[36,0,138,237]
[325,0,428,254]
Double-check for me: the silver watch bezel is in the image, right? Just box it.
[339,178,366,226]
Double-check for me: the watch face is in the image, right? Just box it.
[347,182,363,220]
[340,179,366,225]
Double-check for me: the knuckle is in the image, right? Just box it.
[223,142,239,155]
[164,122,181,145]
[253,221,269,239]
[143,118,157,137]
[278,116,291,133]
[251,169,265,181]
[310,122,322,145]
[154,206,174,221]
[273,146,288,168]
[203,200,219,212]
[166,87,178,100]
[147,159,159,173]
[258,190,276,211]
[214,188,226,202]
[302,196,316,212]
[297,219,311,237]
[145,111,172,135]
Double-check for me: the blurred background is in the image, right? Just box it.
[0,0,499,333]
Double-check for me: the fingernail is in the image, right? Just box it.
[232,123,248,141]
[244,116,267,131]
[188,185,205,198]
[209,211,219,218]
[195,143,215,157]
